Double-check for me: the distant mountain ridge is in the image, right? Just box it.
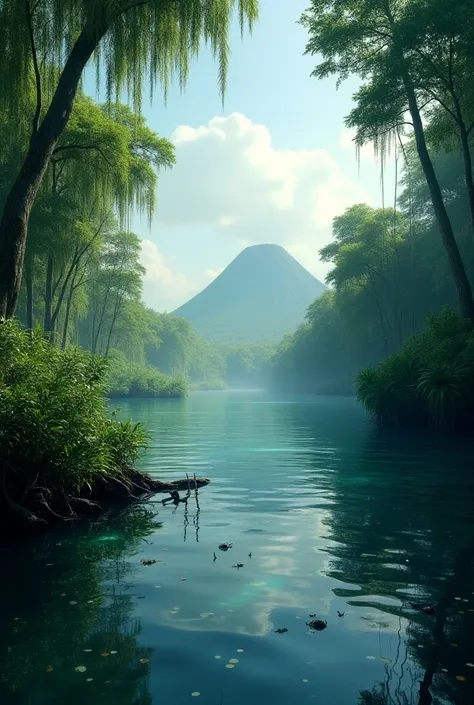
[172,244,326,343]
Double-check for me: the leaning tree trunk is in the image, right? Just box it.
[404,82,474,321]
[380,0,474,322]
[0,20,109,320]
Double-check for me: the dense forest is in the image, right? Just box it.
[0,0,259,527]
[0,88,269,396]
[269,0,474,433]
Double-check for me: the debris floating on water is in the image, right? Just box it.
[306,619,327,631]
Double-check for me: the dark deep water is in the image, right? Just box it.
[1,392,474,705]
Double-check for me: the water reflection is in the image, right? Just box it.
[0,506,157,705]
[1,394,474,705]
[323,429,474,705]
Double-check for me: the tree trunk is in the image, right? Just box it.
[44,255,54,333]
[61,268,78,350]
[458,121,474,241]
[104,295,122,357]
[380,0,474,322]
[0,19,109,319]
[407,90,474,320]
[25,258,34,330]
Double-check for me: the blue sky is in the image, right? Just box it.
[85,0,394,312]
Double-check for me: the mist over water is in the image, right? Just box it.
[1,392,473,705]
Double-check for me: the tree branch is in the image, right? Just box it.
[52,143,115,168]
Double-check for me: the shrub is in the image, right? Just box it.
[105,352,188,398]
[0,321,147,523]
[356,308,474,433]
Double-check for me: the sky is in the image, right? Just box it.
[84,0,396,313]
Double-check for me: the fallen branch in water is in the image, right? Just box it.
[0,461,210,533]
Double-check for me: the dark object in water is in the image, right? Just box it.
[219,543,233,551]
[410,602,436,616]
[232,563,244,569]
[306,619,327,631]
[337,611,345,617]
[213,552,217,561]
[248,552,252,558]
[275,628,288,634]
[141,559,157,566]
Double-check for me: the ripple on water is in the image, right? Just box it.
[2,392,473,705]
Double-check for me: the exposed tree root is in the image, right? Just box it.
[0,461,210,533]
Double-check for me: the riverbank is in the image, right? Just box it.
[1,464,209,531]
[0,321,202,534]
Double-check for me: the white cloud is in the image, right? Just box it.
[205,267,224,280]
[155,113,372,263]
[140,239,219,311]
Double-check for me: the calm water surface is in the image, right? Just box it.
[1,392,474,705]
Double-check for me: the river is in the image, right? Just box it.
[1,391,474,705]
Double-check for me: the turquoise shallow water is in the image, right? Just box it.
[1,391,474,705]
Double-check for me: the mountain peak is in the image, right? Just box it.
[172,244,326,343]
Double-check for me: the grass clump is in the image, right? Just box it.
[0,321,147,527]
[106,352,188,398]
[356,308,474,433]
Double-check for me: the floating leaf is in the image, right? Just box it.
[140,658,149,664]
[214,656,222,660]
[366,656,376,660]
[83,649,92,652]
[463,599,469,603]
[74,666,86,673]
[417,645,424,649]
[45,666,54,673]
[69,601,78,605]
[229,659,239,664]
[451,643,459,647]
[173,606,180,610]
[110,650,117,655]
[441,668,448,673]
[86,678,93,682]
[191,693,200,697]
[225,664,235,669]
[380,658,392,663]
[101,652,110,657]
[302,679,309,683]
[455,597,461,601]
[237,649,244,653]
[466,663,474,668]
[180,578,186,581]
[456,676,466,682]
